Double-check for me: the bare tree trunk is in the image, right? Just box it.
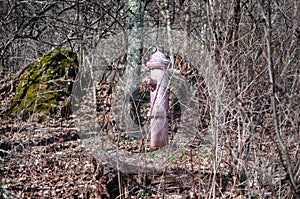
[126,0,146,92]
[183,0,191,57]
[157,0,173,59]
[124,0,146,130]
[0,0,9,75]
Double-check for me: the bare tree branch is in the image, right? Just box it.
[258,0,300,197]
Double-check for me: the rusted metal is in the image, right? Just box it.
[146,49,171,149]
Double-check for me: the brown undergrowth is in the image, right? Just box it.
[1,59,299,198]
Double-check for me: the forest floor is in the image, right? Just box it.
[1,73,298,199]
[0,74,221,199]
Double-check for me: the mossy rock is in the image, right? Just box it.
[5,49,79,121]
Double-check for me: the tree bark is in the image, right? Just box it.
[124,0,146,130]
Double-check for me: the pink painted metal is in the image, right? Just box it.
[146,49,171,149]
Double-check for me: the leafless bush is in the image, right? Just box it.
[0,0,125,75]
[1,0,299,198]
[197,0,300,198]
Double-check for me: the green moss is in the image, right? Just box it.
[4,48,79,121]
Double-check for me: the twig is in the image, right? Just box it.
[258,1,299,197]
[189,147,197,198]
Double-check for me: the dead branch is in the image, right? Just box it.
[258,1,300,198]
